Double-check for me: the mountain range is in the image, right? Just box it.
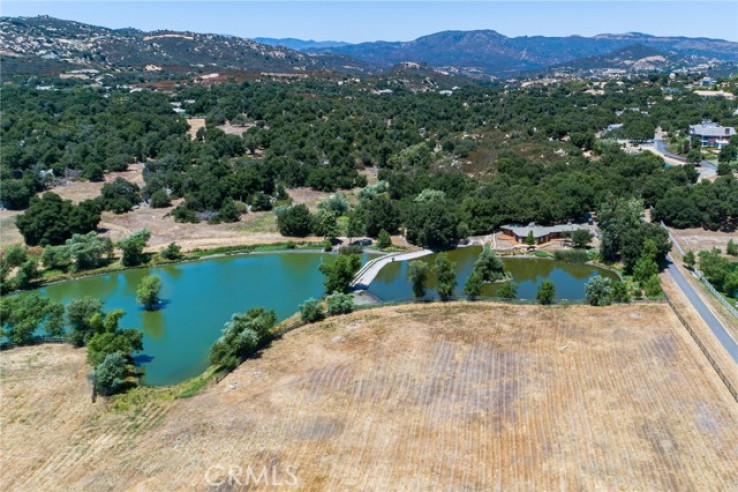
[2,16,736,80]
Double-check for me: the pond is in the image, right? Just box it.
[367,246,618,301]
[39,252,374,386]
[32,247,617,387]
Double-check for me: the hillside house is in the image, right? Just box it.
[688,121,736,149]
[500,222,595,245]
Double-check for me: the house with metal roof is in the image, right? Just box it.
[688,121,736,149]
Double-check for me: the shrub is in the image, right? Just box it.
[571,229,592,248]
[116,230,151,267]
[536,280,556,304]
[94,352,129,396]
[209,308,276,368]
[160,242,182,261]
[149,189,172,208]
[325,291,354,316]
[319,254,361,293]
[338,244,363,255]
[277,204,313,237]
[408,260,429,298]
[376,229,392,249]
[435,253,457,300]
[299,298,325,323]
[553,249,589,263]
[464,270,483,299]
[727,239,738,257]
[643,275,663,298]
[137,275,162,310]
[584,275,613,306]
[498,281,518,299]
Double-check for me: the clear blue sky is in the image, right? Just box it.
[3,1,737,43]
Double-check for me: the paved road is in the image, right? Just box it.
[666,257,738,364]
[654,138,717,175]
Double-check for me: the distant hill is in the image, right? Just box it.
[2,16,736,80]
[316,29,738,78]
[0,15,373,76]
[253,37,350,51]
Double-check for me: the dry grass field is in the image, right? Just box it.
[668,226,737,256]
[2,302,737,490]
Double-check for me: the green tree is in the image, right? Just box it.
[643,275,662,298]
[3,245,28,267]
[727,239,738,257]
[611,280,631,302]
[41,245,71,271]
[585,275,613,306]
[137,275,162,310]
[94,352,129,396]
[299,298,325,323]
[698,248,731,291]
[277,204,313,237]
[319,254,361,293]
[683,250,696,268]
[571,229,592,248]
[209,308,277,368]
[464,270,484,299]
[64,232,114,271]
[473,245,506,281]
[408,260,429,298]
[346,207,367,240]
[525,231,536,246]
[364,195,400,237]
[66,297,104,346]
[434,253,457,300]
[116,230,151,267]
[149,189,172,208]
[376,229,392,249]
[86,310,143,366]
[0,294,64,344]
[15,193,99,246]
[325,291,354,316]
[498,281,518,299]
[160,242,182,261]
[536,280,556,305]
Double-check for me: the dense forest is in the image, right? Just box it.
[2,75,737,249]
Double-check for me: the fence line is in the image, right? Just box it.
[0,336,70,351]
[664,291,738,404]
[659,220,738,319]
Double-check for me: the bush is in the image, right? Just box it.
[464,270,483,299]
[299,298,325,323]
[149,189,172,208]
[319,254,361,293]
[584,275,613,306]
[94,352,129,396]
[377,229,392,249]
[536,280,556,304]
[209,308,276,368]
[160,242,183,261]
[408,260,429,298]
[137,275,162,310]
[434,253,457,300]
[277,204,313,237]
[553,249,589,263]
[116,230,151,267]
[498,281,518,299]
[643,275,662,298]
[727,239,738,257]
[338,244,363,255]
[611,279,631,302]
[325,291,354,316]
[172,204,200,223]
[571,229,592,248]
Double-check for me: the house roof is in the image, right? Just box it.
[689,123,736,138]
[502,222,592,239]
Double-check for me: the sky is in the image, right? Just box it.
[3,1,738,43]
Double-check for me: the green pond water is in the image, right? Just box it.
[367,246,618,301]
[33,247,616,387]
[38,252,374,386]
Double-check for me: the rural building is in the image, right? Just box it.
[699,77,717,87]
[500,222,595,245]
[688,121,737,149]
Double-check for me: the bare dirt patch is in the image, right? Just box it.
[0,210,24,249]
[3,303,737,489]
[669,226,738,256]
[186,118,205,140]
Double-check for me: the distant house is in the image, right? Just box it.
[500,222,595,245]
[605,123,623,133]
[699,77,717,88]
[688,121,736,149]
